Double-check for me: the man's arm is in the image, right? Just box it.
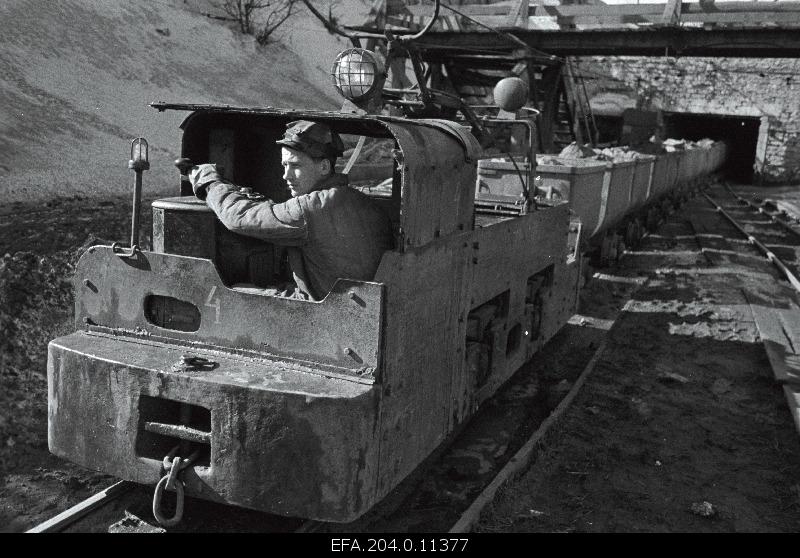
[190,164,307,245]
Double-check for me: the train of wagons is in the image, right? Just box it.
[46,40,727,524]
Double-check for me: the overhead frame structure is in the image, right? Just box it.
[349,1,800,151]
[418,27,800,58]
[353,1,800,58]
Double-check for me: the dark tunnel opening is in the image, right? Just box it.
[663,112,761,183]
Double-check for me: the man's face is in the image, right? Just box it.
[281,147,327,197]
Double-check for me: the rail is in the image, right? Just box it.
[703,186,800,295]
[721,183,800,241]
[25,481,135,533]
[450,335,610,533]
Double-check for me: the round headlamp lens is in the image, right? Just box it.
[331,48,383,102]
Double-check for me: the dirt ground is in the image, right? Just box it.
[0,194,160,532]
[476,187,800,532]
[3,186,800,532]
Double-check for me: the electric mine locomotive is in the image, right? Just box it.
[46,22,727,523]
[47,83,582,523]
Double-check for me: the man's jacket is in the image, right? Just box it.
[196,169,394,300]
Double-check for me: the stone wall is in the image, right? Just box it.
[574,56,800,183]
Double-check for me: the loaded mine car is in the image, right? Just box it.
[47,103,580,522]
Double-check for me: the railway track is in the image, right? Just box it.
[703,183,800,292]
[29,180,800,534]
[695,183,800,466]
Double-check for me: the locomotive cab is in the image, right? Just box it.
[152,109,404,294]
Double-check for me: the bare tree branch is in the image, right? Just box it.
[212,0,271,35]
[256,0,298,44]
[298,0,349,38]
[212,0,345,46]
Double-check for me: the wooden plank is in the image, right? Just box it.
[530,2,800,18]
[774,200,800,221]
[744,290,800,385]
[384,0,800,23]
[525,13,800,27]
[401,6,527,30]
[550,12,800,26]
[537,64,562,154]
[525,2,800,28]
[407,3,518,17]
[419,27,800,58]
[663,0,682,26]
[765,341,800,385]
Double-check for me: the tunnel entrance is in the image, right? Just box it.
[663,112,761,183]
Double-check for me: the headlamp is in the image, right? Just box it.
[331,48,385,103]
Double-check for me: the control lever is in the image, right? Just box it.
[175,158,226,175]
[175,158,193,196]
[175,158,226,196]
[175,157,194,176]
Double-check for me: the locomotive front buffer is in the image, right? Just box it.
[47,106,580,523]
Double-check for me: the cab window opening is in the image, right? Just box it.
[177,116,399,301]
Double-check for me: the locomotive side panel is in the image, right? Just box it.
[468,204,578,402]
[363,121,482,497]
[390,124,476,249]
[371,233,472,499]
[370,204,577,498]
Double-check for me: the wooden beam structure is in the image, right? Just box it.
[351,1,800,58]
[527,1,800,27]
[417,27,800,57]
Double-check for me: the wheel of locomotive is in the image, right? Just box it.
[625,220,637,250]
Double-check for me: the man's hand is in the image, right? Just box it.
[188,164,223,200]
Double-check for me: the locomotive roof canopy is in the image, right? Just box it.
[151,102,481,248]
[150,102,480,160]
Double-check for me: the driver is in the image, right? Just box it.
[189,120,394,301]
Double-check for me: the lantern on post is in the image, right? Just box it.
[127,137,149,249]
[115,138,150,257]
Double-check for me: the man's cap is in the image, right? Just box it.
[276,120,344,158]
